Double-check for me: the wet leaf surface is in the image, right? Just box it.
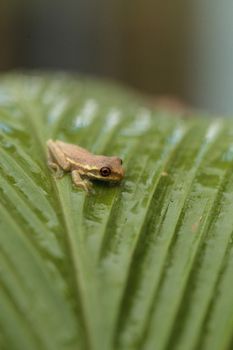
[0,73,233,350]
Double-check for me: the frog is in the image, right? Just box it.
[47,139,124,192]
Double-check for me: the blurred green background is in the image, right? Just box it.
[1,0,233,114]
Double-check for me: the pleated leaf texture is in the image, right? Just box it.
[0,74,233,350]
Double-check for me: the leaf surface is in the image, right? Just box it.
[0,74,233,350]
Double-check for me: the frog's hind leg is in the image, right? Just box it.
[47,139,71,177]
[71,170,92,192]
[47,150,64,178]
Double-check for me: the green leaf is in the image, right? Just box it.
[0,73,233,350]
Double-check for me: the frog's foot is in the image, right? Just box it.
[48,161,64,178]
[71,170,93,192]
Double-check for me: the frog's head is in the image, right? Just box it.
[87,156,125,182]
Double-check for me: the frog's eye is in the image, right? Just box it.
[100,167,111,177]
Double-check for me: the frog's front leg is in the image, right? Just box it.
[71,170,92,192]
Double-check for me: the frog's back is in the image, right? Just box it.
[56,140,91,162]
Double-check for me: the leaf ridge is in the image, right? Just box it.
[141,125,226,350]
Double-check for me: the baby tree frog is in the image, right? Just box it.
[47,140,124,191]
